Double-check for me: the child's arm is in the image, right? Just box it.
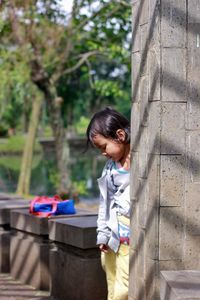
[99,244,109,253]
[96,194,110,246]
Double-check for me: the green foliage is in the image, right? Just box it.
[49,169,60,190]
[94,80,124,98]
[72,180,88,196]
[0,0,131,197]
[75,116,90,136]
[0,0,131,130]
[0,45,37,131]
[0,136,41,153]
[0,154,41,172]
[43,126,53,137]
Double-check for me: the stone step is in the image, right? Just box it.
[0,273,55,300]
[160,270,200,300]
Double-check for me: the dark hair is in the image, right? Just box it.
[86,107,130,148]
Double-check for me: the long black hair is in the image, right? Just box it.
[86,107,130,148]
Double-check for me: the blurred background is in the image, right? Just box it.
[0,0,131,205]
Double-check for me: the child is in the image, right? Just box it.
[86,107,130,300]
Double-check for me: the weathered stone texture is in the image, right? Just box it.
[186,132,200,182]
[185,183,200,235]
[132,52,141,102]
[0,200,29,225]
[140,23,148,52]
[147,101,161,154]
[188,0,200,23]
[187,22,200,130]
[161,102,186,154]
[132,1,140,53]
[162,48,187,102]
[159,207,184,260]
[129,248,138,300]
[130,151,139,201]
[184,236,200,269]
[161,0,186,47]
[160,155,185,206]
[145,206,159,259]
[147,154,160,207]
[0,228,10,273]
[50,246,106,300]
[130,103,140,151]
[49,216,98,249]
[10,232,50,290]
[138,128,148,178]
[145,258,160,300]
[140,0,149,25]
[159,260,184,272]
[148,49,160,101]
[138,179,148,228]
[136,230,145,279]
[148,2,161,101]
[160,271,200,300]
[139,76,149,126]
[131,0,200,298]
[149,0,160,20]
[140,24,148,76]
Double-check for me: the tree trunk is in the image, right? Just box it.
[46,88,71,194]
[17,95,43,195]
[30,60,71,194]
[23,96,30,133]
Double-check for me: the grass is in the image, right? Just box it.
[0,135,42,154]
[0,154,42,171]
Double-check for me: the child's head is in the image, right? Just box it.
[86,107,130,163]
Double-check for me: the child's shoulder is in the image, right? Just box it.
[101,159,114,174]
[104,159,114,170]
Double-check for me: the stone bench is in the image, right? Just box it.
[0,199,30,225]
[49,216,107,300]
[9,208,106,298]
[11,208,97,236]
[0,199,30,273]
[0,193,23,200]
[160,270,200,300]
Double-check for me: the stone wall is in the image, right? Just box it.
[0,198,107,300]
[130,0,200,299]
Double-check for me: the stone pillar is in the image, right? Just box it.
[49,216,107,300]
[0,198,29,273]
[10,209,52,290]
[130,0,200,299]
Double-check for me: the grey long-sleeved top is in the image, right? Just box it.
[97,159,130,253]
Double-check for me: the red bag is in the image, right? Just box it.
[29,195,76,217]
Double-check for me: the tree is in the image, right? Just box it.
[17,94,43,195]
[0,0,131,194]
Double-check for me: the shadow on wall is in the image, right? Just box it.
[130,0,200,298]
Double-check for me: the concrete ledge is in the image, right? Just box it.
[11,208,97,236]
[0,193,23,200]
[50,245,107,300]
[10,231,51,291]
[0,199,30,225]
[0,273,55,299]
[49,215,98,249]
[0,228,10,272]
[160,270,200,300]
[11,209,50,236]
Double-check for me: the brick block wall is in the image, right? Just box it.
[130,0,200,299]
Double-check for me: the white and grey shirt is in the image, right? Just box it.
[97,159,130,252]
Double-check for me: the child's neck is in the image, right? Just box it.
[119,145,130,171]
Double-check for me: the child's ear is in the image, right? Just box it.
[116,129,126,142]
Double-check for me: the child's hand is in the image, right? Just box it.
[99,244,109,253]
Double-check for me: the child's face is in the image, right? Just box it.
[92,131,129,163]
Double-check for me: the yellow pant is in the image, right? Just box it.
[101,244,129,300]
